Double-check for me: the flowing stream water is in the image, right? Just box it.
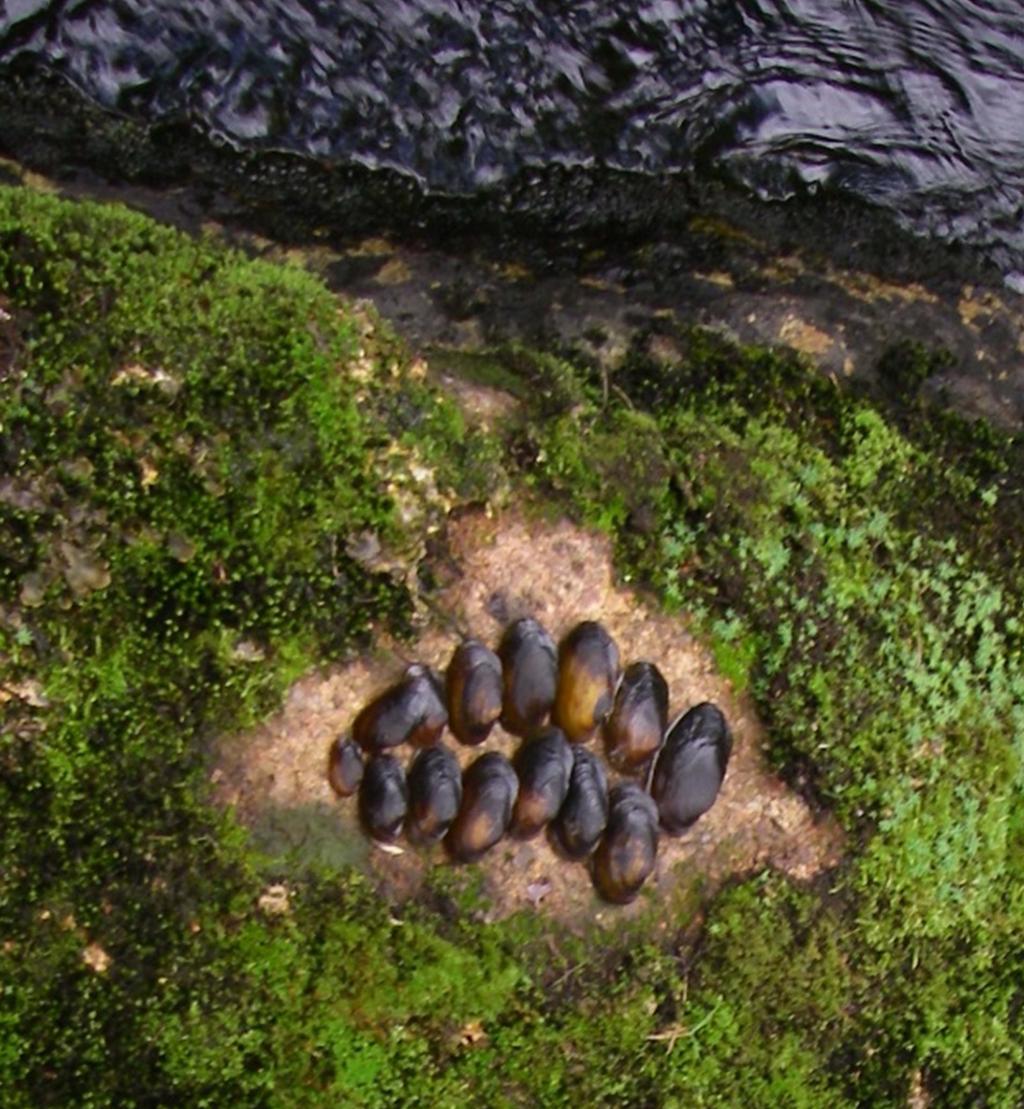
[3,1,1024,283]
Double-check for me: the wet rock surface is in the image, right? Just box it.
[3,106,1022,431]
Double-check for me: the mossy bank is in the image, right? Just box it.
[1,185,1023,1105]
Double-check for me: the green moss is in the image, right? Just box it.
[657,877,855,1106]
[534,405,669,538]
[427,344,587,415]
[4,184,1024,1104]
[0,185,451,1103]
[520,324,1024,1102]
[706,617,758,693]
[525,330,1023,821]
[875,339,954,400]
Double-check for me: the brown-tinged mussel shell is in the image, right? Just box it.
[551,745,609,860]
[445,639,503,746]
[405,745,463,845]
[553,620,621,742]
[358,754,408,843]
[326,735,364,797]
[651,702,733,835]
[498,617,558,737]
[445,751,519,863]
[603,661,669,772]
[592,782,659,904]
[510,726,574,838]
[352,663,448,753]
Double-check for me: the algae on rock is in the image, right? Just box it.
[2,184,1023,1106]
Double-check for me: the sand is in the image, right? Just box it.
[213,509,843,927]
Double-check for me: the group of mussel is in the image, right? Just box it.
[327,618,733,904]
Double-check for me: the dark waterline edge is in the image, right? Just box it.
[0,60,1008,290]
[7,61,1024,435]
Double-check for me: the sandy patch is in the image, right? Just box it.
[778,313,834,358]
[433,374,520,430]
[213,510,843,925]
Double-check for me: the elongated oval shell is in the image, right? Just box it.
[446,639,503,746]
[553,621,621,742]
[358,755,408,843]
[326,735,364,797]
[445,752,519,863]
[651,702,733,834]
[405,745,463,845]
[551,745,609,859]
[498,618,558,737]
[352,663,448,753]
[510,726,574,838]
[592,782,659,904]
[603,661,669,772]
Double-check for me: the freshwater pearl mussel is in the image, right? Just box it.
[510,726,574,839]
[353,663,447,753]
[406,745,462,845]
[553,620,620,743]
[604,661,669,772]
[446,638,503,745]
[651,702,733,835]
[499,618,557,737]
[330,618,733,904]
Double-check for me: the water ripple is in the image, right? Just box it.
[3,0,1024,271]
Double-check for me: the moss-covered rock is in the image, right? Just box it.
[0,184,471,1103]
[2,184,1023,1106]
[523,324,1024,1104]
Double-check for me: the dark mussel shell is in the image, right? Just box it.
[445,639,503,746]
[603,661,669,772]
[405,745,463,845]
[592,783,659,905]
[498,617,558,737]
[510,726,574,838]
[352,663,448,753]
[553,620,621,743]
[358,755,409,844]
[326,735,364,797]
[445,752,519,863]
[551,745,609,860]
[651,702,733,835]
